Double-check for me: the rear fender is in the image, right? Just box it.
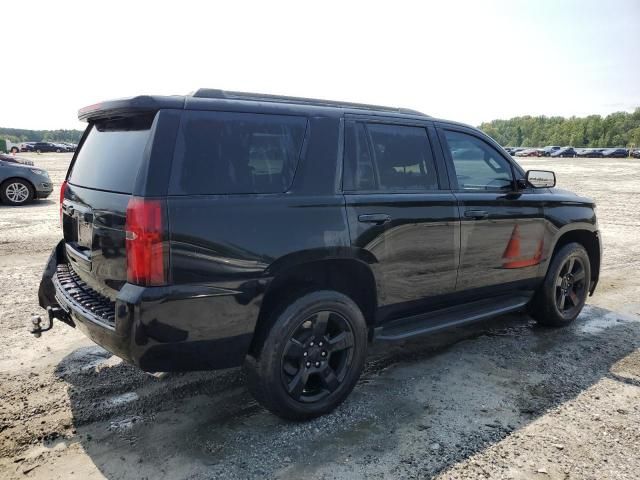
[264,246,378,277]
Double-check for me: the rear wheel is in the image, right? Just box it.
[529,242,590,326]
[245,290,368,420]
[1,179,34,205]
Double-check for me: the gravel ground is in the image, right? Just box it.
[0,153,638,479]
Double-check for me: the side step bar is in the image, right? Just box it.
[374,295,531,341]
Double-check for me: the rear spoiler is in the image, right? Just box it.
[78,95,185,122]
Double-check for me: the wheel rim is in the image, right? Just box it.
[280,310,355,403]
[6,182,29,203]
[555,256,587,316]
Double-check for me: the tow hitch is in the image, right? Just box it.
[29,306,71,338]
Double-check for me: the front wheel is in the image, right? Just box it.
[529,242,591,326]
[1,179,34,205]
[245,290,368,420]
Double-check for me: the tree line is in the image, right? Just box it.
[0,127,83,144]
[479,108,640,148]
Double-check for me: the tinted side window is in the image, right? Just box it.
[343,122,375,190]
[368,123,438,191]
[344,122,438,191]
[443,130,513,191]
[170,111,307,195]
[69,115,154,194]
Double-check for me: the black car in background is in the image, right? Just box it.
[35,89,601,420]
[31,142,67,153]
[577,148,604,158]
[631,149,640,159]
[550,147,577,158]
[601,148,628,158]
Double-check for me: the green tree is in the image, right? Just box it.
[479,108,640,147]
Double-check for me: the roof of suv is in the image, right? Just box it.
[78,89,430,122]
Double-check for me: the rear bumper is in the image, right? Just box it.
[38,241,266,371]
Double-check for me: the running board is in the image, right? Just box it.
[374,295,530,341]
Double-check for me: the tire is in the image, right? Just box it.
[56,149,61,153]
[1,179,35,206]
[36,149,42,154]
[245,290,368,420]
[529,242,591,327]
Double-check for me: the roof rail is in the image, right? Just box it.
[192,89,428,116]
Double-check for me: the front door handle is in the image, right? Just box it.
[464,210,489,219]
[358,213,391,225]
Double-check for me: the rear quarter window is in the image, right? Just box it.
[69,115,154,194]
[169,111,307,195]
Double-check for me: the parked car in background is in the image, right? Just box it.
[0,156,53,205]
[551,147,577,158]
[33,89,601,420]
[31,142,66,153]
[18,142,36,153]
[542,146,561,156]
[601,148,628,158]
[631,149,640,159]
[577,148,604,158]
[515,148,543,157]
[53,143,74,152]
[60,143,77,152]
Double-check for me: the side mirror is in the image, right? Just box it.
[525,170,556,188]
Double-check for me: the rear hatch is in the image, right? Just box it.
[62,114,156,300]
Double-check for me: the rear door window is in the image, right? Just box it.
[170,111,307,195]
[343,121,439,191]
[68,115,154,194]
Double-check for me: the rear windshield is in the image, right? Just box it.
[169,111,307,195]
[69,115,154,193]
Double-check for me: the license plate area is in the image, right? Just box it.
[77,218,93,248]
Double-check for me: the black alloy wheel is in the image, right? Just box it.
[555,256,587,317]
[245,290,368,420]
[281,310,354,403]
[529,242,591,327]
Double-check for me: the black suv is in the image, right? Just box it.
[32,142,66,153]
[34,90,601,419]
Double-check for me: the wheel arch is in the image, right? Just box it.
[249,254,378,356]
[549,227,601,294]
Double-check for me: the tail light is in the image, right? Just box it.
[125,198,166,286]
[59,180,67,225]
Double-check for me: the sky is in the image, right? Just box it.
[2,0,638,130]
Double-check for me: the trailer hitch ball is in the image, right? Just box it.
[30,316,43,338]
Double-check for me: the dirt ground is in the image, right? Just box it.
[1,153,639,480]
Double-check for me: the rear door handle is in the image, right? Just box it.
[358,213,391,225]
[464,210,489,219]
